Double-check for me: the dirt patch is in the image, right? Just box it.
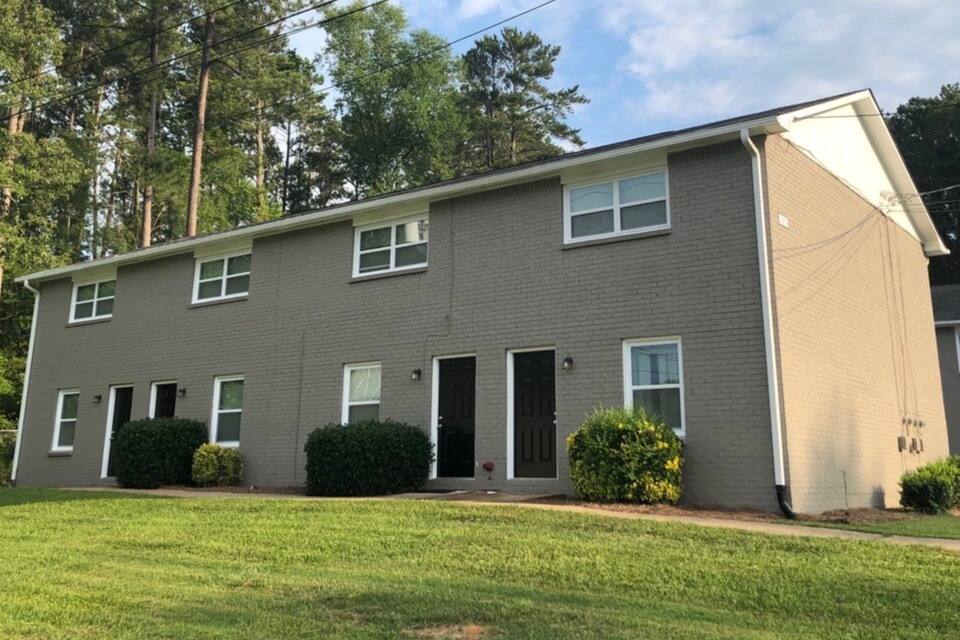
[406,624,491,639]
[798,508,918,525]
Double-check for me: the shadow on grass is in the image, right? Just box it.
[0,486,163,508]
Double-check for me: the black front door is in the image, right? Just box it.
[154,383,177,418]
[514,351,556,478]
[107,387,134,477]
[437,357,476,478]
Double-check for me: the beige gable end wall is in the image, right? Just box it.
[762,135,949,513]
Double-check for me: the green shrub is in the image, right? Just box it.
[305,420,433,496]
[0,432,16,487]
[900,458,960,514]
[566,406,683,504]
[114,418,207,489]
[191,444,244,487]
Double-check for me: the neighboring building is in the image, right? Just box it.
[933,285,960,454]
[10,90,950,514]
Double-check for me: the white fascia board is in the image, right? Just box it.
[782,91,949,258]
[935,320,960,327]
[17,115,785,285]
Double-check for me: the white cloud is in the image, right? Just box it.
[598,0,960,127]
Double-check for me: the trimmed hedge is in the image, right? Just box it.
[192,443,244,487]
[114,418,208,489]
[900,456,960,514]
[305,420,433,496]
[567,406,683,504]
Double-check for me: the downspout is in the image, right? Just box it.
[10,278,40,486]
[740,129,796,520]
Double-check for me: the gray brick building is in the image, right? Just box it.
[11,90,949,513]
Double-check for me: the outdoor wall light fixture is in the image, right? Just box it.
[93,394,102,404]
[410,369,422,381]
[177,388,187,398]
[562,356,574,371]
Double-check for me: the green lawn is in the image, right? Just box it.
[2,489,959,639]
[799,513,960,540]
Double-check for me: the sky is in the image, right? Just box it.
[291,0,960,149]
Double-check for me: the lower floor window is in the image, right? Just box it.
[53,390,80,452]
[343,363,381,423]
[623,338,685,436]
[212,376,244,446]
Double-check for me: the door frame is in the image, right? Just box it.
[148,380,177,419]
[100,384,134,479]
[430,353,476,480]
[506,346,557,480]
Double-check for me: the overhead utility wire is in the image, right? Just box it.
[1,0,246,90]
[0,0,341,120]
[218,0,560,125]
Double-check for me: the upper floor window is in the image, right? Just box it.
[193,252,251,303]
[70,279,115,323]
[623,338,685,437]
[353,217,428,277]
[564,170,668,243]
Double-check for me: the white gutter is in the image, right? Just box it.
[10,278,40,485]
[740,129,790,500]
[17,115,785,285]
[934,320,960,327]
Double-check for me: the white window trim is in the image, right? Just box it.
[52,389,80,453]
[149,381,177,419]
[352,215,429,278]
[563,168,670,244]
[955,327,960,375]
[211,375,244,448]
[622,337,686,438]
[101,385,133,478]
[69,279,116,323]
[192,249,252,304]
[342,362,382,424]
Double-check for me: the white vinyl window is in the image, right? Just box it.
[193,252,251,303]
[353,217,428,276]
[70,279,115,322]
[52,390,80,452]
[342,363,381,423]
[623,338,685,437]
[211,376,244,447]
[565,170,669,243]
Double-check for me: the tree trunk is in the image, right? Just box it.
[67,44,86,130]
[141,17,160,249]
[186,11,215,237]
[103,122,126,258]
[1,108,18,217]
[255,100,266,221]
[282,118,292,214]
[90,83,105,257]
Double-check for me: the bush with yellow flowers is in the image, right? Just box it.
[566,406,683,504]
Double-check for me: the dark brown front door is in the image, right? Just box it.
[514,350,556,478]
[437,357,476,478]
[153,383,177,418]
[107,387,134,477]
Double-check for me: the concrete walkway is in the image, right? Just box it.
[66,487,960,553]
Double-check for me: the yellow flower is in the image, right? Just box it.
[665,456,680,471]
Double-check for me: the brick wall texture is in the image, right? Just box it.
[14,135,948,513]
[762,135,949,513]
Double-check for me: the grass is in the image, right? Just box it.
[800,513,960,540]
[1,489,959,639]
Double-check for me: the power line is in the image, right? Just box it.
[807,102,960,119]
[1,0,246,90]
[0,0,342,120]
[218,0,560,125]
